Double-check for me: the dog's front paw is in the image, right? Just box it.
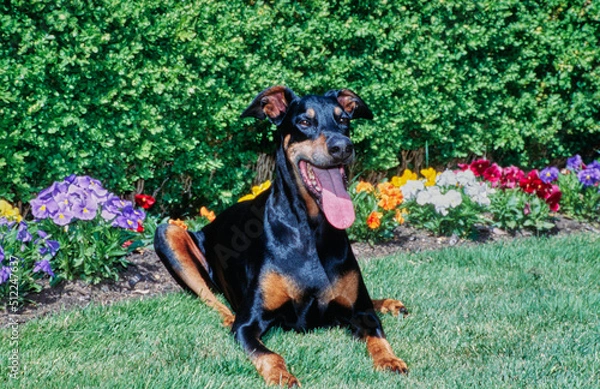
[374,356,409,375]
[265,370,301,387]
[255,353,301,387]
[373,298,409,317]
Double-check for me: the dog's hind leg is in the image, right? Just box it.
[154,224,235,327]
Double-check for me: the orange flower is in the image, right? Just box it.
[168,218,188,230]
[200,206,216,222]
[366,211,383,229]
[355,181,375,193]
[376,182,404,210]
[395,209,407,225]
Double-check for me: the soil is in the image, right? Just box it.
[2,215,597,328]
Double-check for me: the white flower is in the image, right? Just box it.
[436,170,458,187]
[401,180,425,200]
[464,182,494,206]
[456,170,477,186]
[445,189,463,208]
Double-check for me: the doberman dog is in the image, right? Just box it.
[154,86,408,386]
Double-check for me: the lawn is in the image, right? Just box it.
[2,233,599,388]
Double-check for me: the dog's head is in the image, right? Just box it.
[241,86,373,229]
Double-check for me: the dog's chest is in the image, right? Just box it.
[260,266,359,328]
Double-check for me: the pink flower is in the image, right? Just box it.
[501,166,525,189]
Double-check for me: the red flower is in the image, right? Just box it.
[136,221,144,233]
[135,194,156,210]
[535,181,553,200]
[469,159,491,177]
[483,163,503,185]
[545,185,562,212]
[519,170,541,194]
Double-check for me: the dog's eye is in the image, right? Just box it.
[339,117,350,126]
[298,120,311,127]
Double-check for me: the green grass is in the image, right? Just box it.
[2,233,600,388]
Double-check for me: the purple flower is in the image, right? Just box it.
[101,195,131,221]
[53,191,74,208]
[37,229,48,239]
[0,266,11,284]
[540,167,559,184]
[578,168,600,187]
[30,197,59,220]
[589,160,600,170]
[112,205,141,229]
[33,259,55,277]
[52,205,74,226]
[37,181,59,201]
[73,176,109,202]
[0,245,4,262]
[72,196,99,221]
[39,239,60,257]
[17,222,32,243]
[567,155,583,171]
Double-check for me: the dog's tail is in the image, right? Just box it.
[154,224,235,327]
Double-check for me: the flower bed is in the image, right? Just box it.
[1,176,153,304]
[1,155,598,304]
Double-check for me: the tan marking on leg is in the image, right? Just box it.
[365,336,408,374]
[252,353,300,387]
[372,298,408,316]
[165,225,235,327]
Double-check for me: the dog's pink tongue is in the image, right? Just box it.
[312,166,355,229]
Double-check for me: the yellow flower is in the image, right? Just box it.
[200,206,216,222]
[420,167,438,187]
[391,169,417,187]
[366,211,383,229]
[355,181,375,193]
[0,200,22,222]
[168,218,189,230]
[238,180,272,202]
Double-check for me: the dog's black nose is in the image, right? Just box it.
[327,136,354,162]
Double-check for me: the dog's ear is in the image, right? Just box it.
[325,89,374,120]
[240,86,298,125]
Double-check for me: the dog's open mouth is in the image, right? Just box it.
[299,160,355,229]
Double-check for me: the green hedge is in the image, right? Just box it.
[2,0,599,214]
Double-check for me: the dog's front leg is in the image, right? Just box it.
[351,310,408,374]
[234,320,300,387]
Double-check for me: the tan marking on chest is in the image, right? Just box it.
[261,271,302,311]
[320,270,359,308]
